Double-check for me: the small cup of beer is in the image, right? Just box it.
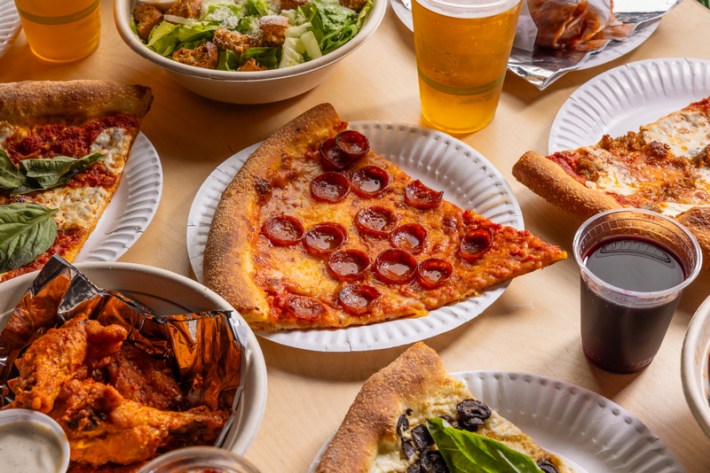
[411,0,522,134]
[14,0,100,63]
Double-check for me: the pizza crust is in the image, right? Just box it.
[512,151,621,219]
[0,80,152,126]
[314,342,463,473]
[676,207,710,270]
[203,103,345,328]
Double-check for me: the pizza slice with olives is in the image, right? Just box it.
[314,342,574,472]
[203,103,566,331]
[0,80,153,282]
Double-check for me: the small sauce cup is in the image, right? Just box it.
[0,408,70,473]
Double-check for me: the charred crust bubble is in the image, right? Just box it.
[456,399,491,432]
[537,460,559,473]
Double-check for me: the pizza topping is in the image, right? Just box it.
[0,202,58,272]
[337,284,380,315]
[261,215,304,246]
[319,138,351,171]
[405,180,444,210]
[310,172,350,203]
[355,206,397,238]
[327,249,370,281]
[459,228,493,263]
[351,165,389,197]
[417,259,453,289]
[374,249,417,284]
[335,130,370,159]
[390,223,427,254]
[456,399,491,432]
[284,294,325,321]
[537,460,560,473]
[304,223,347,256]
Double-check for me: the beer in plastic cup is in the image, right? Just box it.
[412,0,521,134]
[14,0,100,62]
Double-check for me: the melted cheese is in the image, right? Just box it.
[34,186,109,231]
[642,110,710,159]
[90,128,130,174]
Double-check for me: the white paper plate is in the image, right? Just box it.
[0,262,267,456]
[75,132,162,262]
[549,57,710,153]
[187,122,523,352]
[0,0,21,59]
[310,371,686,472]
[681,295,710,438]
[390,0,659,73]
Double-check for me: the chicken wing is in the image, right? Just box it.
[9,316,127,413]
[53,378,227,467]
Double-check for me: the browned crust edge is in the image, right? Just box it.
[314,342,452,473]
[203,103,344,327]
[514,150,710,269]
[512,150,621,219]
[0,80,153,125]
[676,207,710,270]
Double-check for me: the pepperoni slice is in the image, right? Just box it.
[261,215,304,246]
[374,249,418,284]
[338,284,380,316]
[327,249,370,281]
[390,223,427,255]
[404,180,443,210]
[417,259,453,289]
[459,227,493,263]
[311,172,351,203]
[351,166,389,198]
[319,138,350,170]
[284,294,325,321]
[355,206,397,238]
[304,223,347,256]
[335,130,370,159]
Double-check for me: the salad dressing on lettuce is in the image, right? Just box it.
[132,0,373,71]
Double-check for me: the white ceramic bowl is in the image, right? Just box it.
[113,0,386,104]
[0,262,267,456]
[681,295,710,438]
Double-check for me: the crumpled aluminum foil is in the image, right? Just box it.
[0,255,244,447]
[509,0,682,89]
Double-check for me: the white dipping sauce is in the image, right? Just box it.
[0,420,67,473]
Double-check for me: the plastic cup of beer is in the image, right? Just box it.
[573,209,702,374]
[14,0,100,62]
[412,0,521,134]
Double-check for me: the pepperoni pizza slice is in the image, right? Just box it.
[0,80,153,282]
[204,104,566,331]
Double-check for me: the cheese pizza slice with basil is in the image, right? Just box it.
[512,96,710,268]
[314,342,573,473]
[0,80,152,281]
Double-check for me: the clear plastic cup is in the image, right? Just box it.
[573,209,702,373]
[412,0,521,134]
[137,446,261,473]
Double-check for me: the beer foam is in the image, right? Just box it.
[416,0,520,19]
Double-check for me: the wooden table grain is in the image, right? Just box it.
[2,0,709,471]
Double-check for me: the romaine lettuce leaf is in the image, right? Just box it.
[148,21,216,56]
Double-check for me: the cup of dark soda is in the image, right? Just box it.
[573,209,702,373]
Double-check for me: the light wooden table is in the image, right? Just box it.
[2,0,710,471]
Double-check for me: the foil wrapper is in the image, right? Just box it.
[509,0,682,89]
[0,256,244,448]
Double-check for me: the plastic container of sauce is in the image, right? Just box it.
[0,408,70,473]
[137,446,260,473]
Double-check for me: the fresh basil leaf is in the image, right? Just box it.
[426,418,544,473]
[0,149,25,190]
[14,152,103,194]
[0,202,58,272]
